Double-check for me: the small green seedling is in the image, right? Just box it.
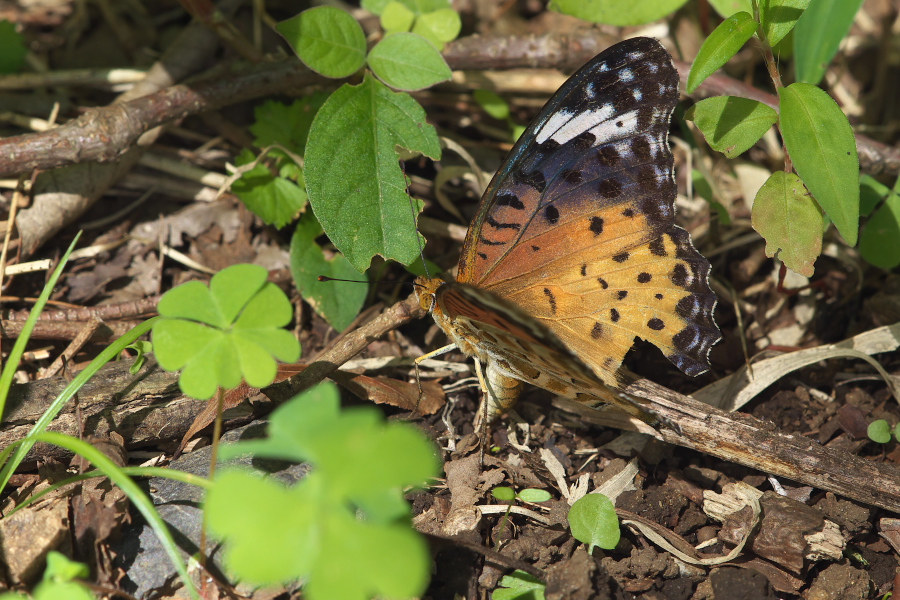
[124,340,152,374]
[473,89,527,141]
[151,263,300,400]
[491,487,552,546]
[492,569,546,600]
[0,551,95,600]
[568,493,621,553]
[205,381,440,599]
[867,419,900,445]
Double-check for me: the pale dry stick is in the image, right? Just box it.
[0,68,147,91]
[0,183,25,290]
[39,317,104,379]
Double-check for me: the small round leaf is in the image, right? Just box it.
[568,493,620,551]
[276,7,366,78]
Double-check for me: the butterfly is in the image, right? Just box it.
[415,37,721,423]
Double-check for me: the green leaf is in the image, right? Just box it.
[291,212,368,331]
[411,8,462,49]
[0,21,26,74]
[687,12,757,93]
[568,493,620,552]
[43,551,89,583]
[868,420,892,444]
[708,0,752,18]
[759,0,811,47]
[517,488,552,503]
[305,74,442,271]
[548,0,689,25]
[474,89,510,120]
[381,1,416,33]
[206,469,319,583]
[249,96,328,154]
[368,32,452,91]
[859,189,900,270]
[751,171,823,276]
[33,581,95,600]
[207,382,438,598]
[860,175,890,217]
[793,0,864,84]
[368,0,450,15]
[152,264,300,398]
[780,83,859,245]
[492,486,516,501]
[276,7,367,78]
[685,96,778,157]
[493,570,546,600]
[231,150,308,228]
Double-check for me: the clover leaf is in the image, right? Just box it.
[151,264,300,399]
[206,382,439,599]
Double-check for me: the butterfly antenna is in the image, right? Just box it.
[403,164,431,278]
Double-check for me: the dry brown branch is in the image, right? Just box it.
[1,34,895,185]
[625,379,900,514]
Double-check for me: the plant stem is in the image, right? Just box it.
[198,387,225,568]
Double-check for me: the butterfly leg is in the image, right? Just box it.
[414,343,459,411]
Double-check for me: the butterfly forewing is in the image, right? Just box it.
[419,37,720,422]
[457,37,680,285]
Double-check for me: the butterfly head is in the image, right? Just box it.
[413,276,445,314]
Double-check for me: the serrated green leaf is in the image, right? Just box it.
[368,32,452,91]
[249,96,328,154]
[276,7,366,78]
[232,154,308,229]
[868,420,891,444]
[780,83,859,245]
[305,74,441,271]
[412,8,461,49]
[751,171,823,276]
[759,0,810,47]
[568,493,620,551]
[548,0,688,25]
[685,96,778,157]
[687,12,757,93]
[381,1,416,33]
[793,0,864,84]
[474,89,510,120]
[290,212,367,331]
[0,21,27,74]
[859,190,900,270]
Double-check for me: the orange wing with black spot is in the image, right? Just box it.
[456,37,720,387]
